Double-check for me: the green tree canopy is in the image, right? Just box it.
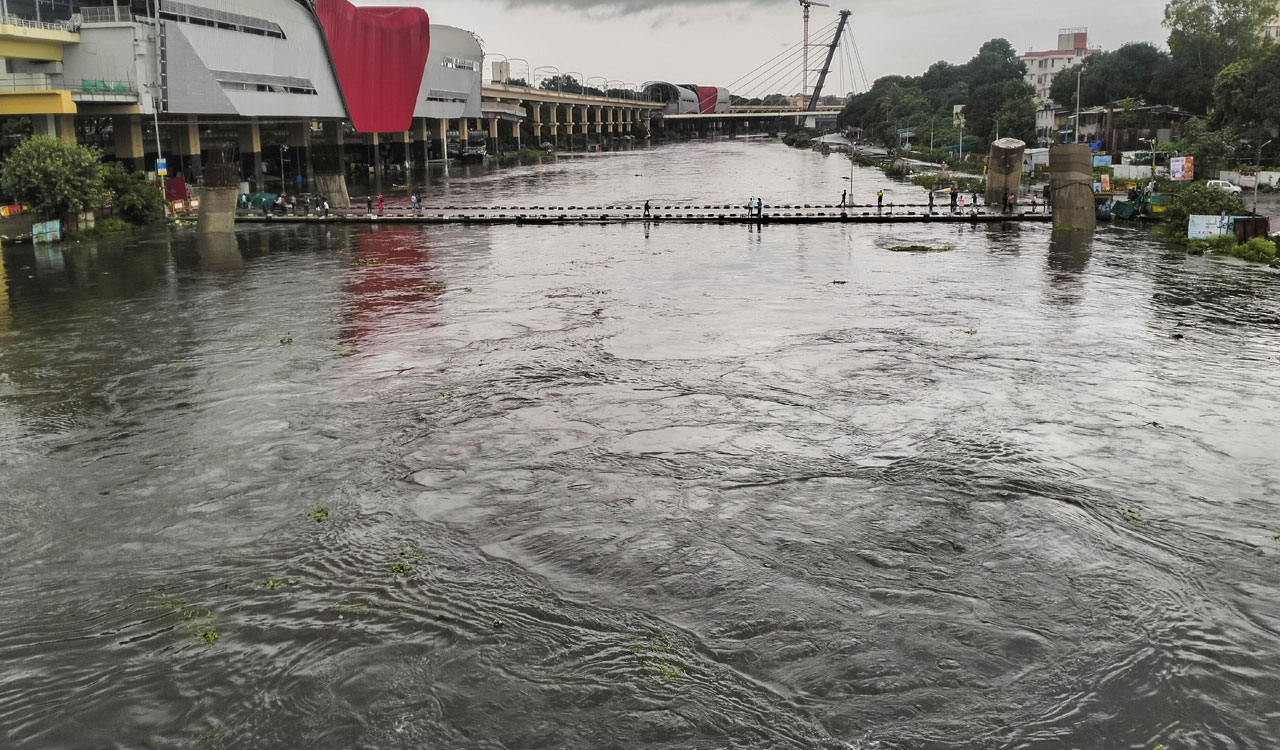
[837,38,1034,150]
[1164,0,1278,113]
[1212,43,1280,136]
[1048,43,1175,109]
[1,135,106,220]
[100,162,165,225]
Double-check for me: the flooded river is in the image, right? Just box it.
[2,140,1279,749]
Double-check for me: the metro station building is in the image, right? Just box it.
[0,0,657,204]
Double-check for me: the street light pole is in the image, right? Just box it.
[1074,66,1082,145]
[1256,139,1273,215]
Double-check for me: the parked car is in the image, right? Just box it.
[1207,179,1243,196]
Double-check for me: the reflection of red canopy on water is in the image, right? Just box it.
[341,226,442,350]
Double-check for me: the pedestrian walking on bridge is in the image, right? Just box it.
[928,190,935,213]
[644,199,651,218]
[877,190,884,211]
[950,190,958,213]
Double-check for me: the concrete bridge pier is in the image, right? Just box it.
[1050,144,1096,232]
[238,118,264,192]
[113,115,146,172]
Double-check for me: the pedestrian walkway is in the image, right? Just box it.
[237,202,1054,226]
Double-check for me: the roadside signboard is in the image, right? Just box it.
[156,157,168,177]
[1170,156,1194,181]
[32,220,61,244]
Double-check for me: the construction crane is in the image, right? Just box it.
[798,0,830,99]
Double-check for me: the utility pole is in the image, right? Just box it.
[1074,67,1082,144]
[1256,139,1272,215]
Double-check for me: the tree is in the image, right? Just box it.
[1212,44,1280,135]
[539,74,583,95]
[1,135,106,220]
[1048,43,1174,108]
[100,161,165,225]
[1163,180,1249,236]
[1163,0,1278,113]
[1179,117,1238,175]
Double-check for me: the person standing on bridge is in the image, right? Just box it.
[841,189,847,208]
[950,189,958,214]
[322,198,330,218]
[366,196,373,215]
[644,199,651,218]
[377,194,385,215]
[928,190,935,214]
[877,190,883,212]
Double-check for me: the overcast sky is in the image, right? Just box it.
[357,1,1169,96]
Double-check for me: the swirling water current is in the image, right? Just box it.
[1,140,1279,749]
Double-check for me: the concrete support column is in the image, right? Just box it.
[432,118,447,161]
[174,118,203,182]
[458,118,469,142]
[237,118,263,191]
[33,114,76,145]
[530,102,543,143]
[114,115,146,172]
[511,117,522,150]
[411,118,429,166]
[312,120,350,208]
[388,131,410,171]
[287,121,313,190]
[488,117,499,153]
[594,106,604,135]
[363,132,382,178]
[625,108,633,133]
[578,105,588,148]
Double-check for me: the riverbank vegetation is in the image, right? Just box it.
[0,135,165,229]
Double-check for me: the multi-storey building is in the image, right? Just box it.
[1018,29,1099,144]
[1265,1,1280,39]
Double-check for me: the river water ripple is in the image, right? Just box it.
[1,140,1278,749]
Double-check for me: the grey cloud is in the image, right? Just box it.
[501,0,774,15]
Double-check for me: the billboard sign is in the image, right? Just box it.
[32,219,61,244]
[156,157,168,177]
[1170,156,1194,181]
[1188,214,1231,240]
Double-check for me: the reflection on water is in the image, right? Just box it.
[1045,229,1093,306]
[1,140,1280,750]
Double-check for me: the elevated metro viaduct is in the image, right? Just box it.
[0,0,662,207]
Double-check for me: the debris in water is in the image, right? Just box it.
[306,507,329,522]
[831,280,848,285]
[889,245,951,253]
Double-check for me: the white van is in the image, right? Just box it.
[1207,179,1243,196]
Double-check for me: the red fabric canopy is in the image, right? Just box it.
[314,0,431,133]
[697,86,719,115]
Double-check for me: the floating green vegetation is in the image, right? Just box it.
[264,578,294,590]
[1147,421,1163,429]
[279,335,294,346]
[463,287,474,293]
[335,346,360,357]
[387,539,422,576]
[963,328,977,336]
[183,608,220,646]
[350,258,381,267]
[889,245,952,253]
[831,280,848,285]
[438,390,455,400]
[1120,508,1148,527]
[591,308,604,318]
[645,660,687,680]
[491,618,505,628]
[628,634,686,681]
[1272,534,1280,542]
[306,507,329,523]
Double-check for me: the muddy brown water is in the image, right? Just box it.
[2,140,1279,749]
